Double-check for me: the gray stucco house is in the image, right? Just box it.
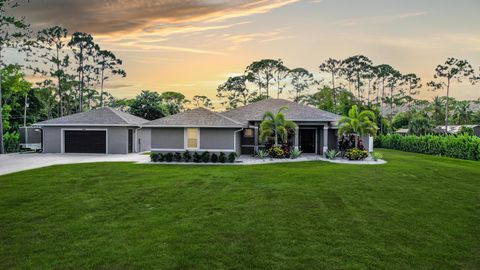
[145,99,340,155]
[35,107,150,154]
[34,99,341,155]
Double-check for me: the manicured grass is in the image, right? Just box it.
[1,149,479,269]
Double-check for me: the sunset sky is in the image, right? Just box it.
[15,0,480,104]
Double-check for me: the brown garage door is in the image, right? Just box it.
[64,130,107,154]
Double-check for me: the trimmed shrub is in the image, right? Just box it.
[228,152,237,163]
[211,153,218,163]
[219,152,227,163]
[183,150,192,162]
[150,152,160,162]
[281,144,291,158]
[193,152,201,163]
[377,134,480,161]
[371,151,383,161]
[345,148,368,160]
[201,151,210,163]
[165,153,174,162]
[268,146,284,158]
[174,152,182,162]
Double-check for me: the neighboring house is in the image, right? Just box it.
[433,125,480,137]
[34,99,341,155]
[145,99,340,155]
[395,128,410,135]
[34,107,150,154]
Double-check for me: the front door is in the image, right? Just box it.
[300,129,316,153]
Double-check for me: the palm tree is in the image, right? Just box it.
[453,101,473,125]
[338,105,378,148]
[259,106,297,146]
[428,96,446,126]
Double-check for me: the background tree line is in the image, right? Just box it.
[215,56,479,136]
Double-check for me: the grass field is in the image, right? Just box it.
[1,149,479,269]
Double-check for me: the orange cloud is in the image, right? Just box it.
[16,0,298,35]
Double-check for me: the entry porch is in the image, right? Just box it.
[240,121,339,155]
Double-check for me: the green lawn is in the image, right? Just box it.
[1,149,479,269]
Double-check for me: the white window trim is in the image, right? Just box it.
[184,127,200,150]
[61,128,108,154]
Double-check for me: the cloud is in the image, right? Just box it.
[334,11,428,26]
[15,0,298,35]
[223,30,292,51]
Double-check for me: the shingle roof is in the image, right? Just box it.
[221,99,341,124]
[434,125,479,134]
[35,107,149,126]
[143,107,245,128]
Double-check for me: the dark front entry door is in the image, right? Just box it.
[64,130,106,154]
[128,129,134,153]
[300,129,316,153]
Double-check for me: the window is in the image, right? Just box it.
[186,128,199,149]
[244,128,254,137]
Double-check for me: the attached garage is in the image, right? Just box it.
[34,108,149,154]
[63,130,107,154]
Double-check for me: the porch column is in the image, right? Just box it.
[254,125,259,152]
[294,126,299,150]
[323,126,329,155]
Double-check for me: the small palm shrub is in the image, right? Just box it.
[211,153,218,163]
[219,152,227,163]
[183,150,192,162]
[201,151,210,163]
[174,152,182,162]
[371,151,383,161]
[345,148,368,160]
[165,153,174,162]
[290,148,302,159]
[256,149,269,160]
[325,149,340,160]
[268,146,284,158]
[158,153,166,162]
[193,152,201,163]
[228,152,237,163]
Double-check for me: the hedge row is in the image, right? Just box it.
[375,134,480,161]
[150,151,237,163]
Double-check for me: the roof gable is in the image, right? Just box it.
[35,107,149,126]
[221,99,340,124]
[143,107,244,128]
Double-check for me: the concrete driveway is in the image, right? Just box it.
[0,153,150,176]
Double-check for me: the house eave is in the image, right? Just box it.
[142,125,246,128]
[34,123,143,127]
